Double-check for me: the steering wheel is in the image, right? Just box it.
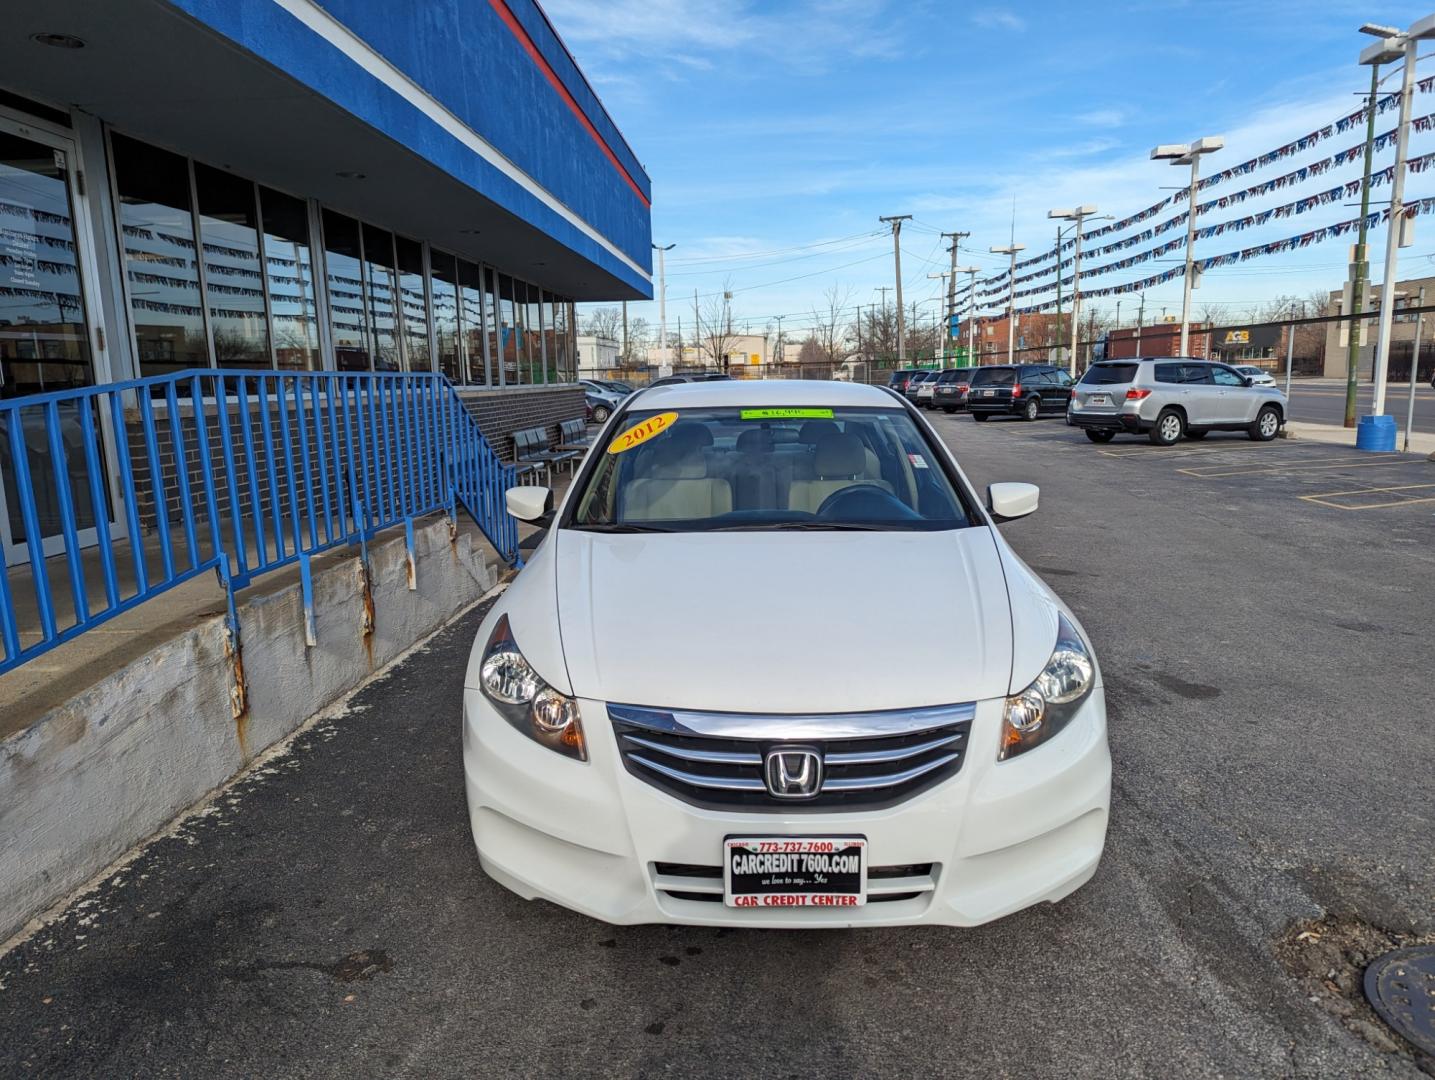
[815,484,921,521]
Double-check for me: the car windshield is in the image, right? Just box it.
[1080,363,1138,385]
[568,405,973,532]
[970,368,1016,387]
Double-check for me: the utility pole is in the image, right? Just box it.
[942,231,969,361]
[1053,224,1065,366]
[653,242,675,367]
[774,314,785,364]
[880,215,912,360]
[1284,300,1300,399]
[621,300,628,362]
[1136,292,1146,354]
[693,288,701,366]
[927,272,949,366]
[1345,63,1382,428]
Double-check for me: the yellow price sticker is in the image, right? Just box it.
[607,411,679,454]
[739,407,834,421]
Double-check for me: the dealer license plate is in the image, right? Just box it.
[982,388,995,397]
[1086,393,1110,406]
[724,837,867,909]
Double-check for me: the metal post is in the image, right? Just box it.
[1136,292,1145,354]
[1371,39,1419,418]
[654,243,674,366]
[1053,226,1064,366]
[1069,223,1086,376]
[1406,285,1425,451]
[881,216,912,361]
[1284,301,1299,399]
[1346,63,1382,427]
[1178,157,1202,356]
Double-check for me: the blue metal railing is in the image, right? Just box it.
[0,369,521,676]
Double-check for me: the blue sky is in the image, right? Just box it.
[548,0,1435,340]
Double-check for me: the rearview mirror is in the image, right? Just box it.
[987,482,1039,522]
[506,485,554,524]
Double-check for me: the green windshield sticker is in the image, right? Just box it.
[739,407,835,421]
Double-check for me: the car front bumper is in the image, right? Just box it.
[462,690,1111,928]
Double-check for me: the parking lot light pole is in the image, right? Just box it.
[990,244,1025,364]
[955,266,980,364]
[1362,17,1435,426]
[1151,137,1224,357]
[1049,206,1098,375]
[1406,284,1426,451]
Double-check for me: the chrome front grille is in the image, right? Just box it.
[652,862,937,903]
[608,703,974,811]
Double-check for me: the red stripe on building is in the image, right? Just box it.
[487,0,650,208]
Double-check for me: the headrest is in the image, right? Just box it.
[667,423,714,451]
[648,445,707,480]
[814,432,865,479]
[797,419,839,444]
[736,428,774,453]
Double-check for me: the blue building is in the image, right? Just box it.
[0,0,651,568]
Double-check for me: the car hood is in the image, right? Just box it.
[553,527,1014,713]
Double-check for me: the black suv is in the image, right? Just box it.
[967,364,1075,421]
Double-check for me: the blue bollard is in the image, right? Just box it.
[1355,414,1398,453]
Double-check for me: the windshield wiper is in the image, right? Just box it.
[569,523,677,533]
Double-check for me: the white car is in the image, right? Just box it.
[915,376,939,406]
[463,380,1111,928]
[1232,364,1278,388]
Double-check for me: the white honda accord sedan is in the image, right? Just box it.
[463,379,1110,928]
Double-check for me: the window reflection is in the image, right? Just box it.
[459,259,488,385]
[0,131,93,395]
[362,223,400,371]
[195,163,268,370]
[112,133,207,377]
[523,283,544,383]
[496,272,519,385]
[395,236,430,371]
[430,249,460,382]
[260,186,319,371]
[322,209,368,371]
[484,267,501,386]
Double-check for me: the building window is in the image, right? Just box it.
[395,236,430,371]
[496,272,520,384]
[194,163,269,370]
[110,133,207,377]
[484,267,502,386]
[458,259,489,385]
[430,249,461,382]
[361,223,400,371]
[259,186,320,371]
[321,210,368,370]
[521,282,544,383]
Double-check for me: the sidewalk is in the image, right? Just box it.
[1283,420,1435,457]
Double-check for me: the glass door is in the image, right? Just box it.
[0,117,111,567]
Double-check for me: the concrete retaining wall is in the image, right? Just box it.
[0,515,496,942]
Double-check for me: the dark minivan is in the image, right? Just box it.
[967,364,1075,421]
[887,368,925,394]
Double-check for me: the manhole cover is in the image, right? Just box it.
[1365,946,1435,1056]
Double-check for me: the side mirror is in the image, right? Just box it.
[987,482,1039,522]
[1242,376,1255,387]
[506,485,554,525]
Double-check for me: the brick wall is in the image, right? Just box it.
[458,385,586,461]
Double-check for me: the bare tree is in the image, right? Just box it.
[694,278,739,371]
[624,316,651,363]
[583,306,621,339]
[809,285,856,365]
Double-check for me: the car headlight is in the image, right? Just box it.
[478,614,587,761]
[999,613,1094,761]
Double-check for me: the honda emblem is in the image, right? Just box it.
[763,746,823,799]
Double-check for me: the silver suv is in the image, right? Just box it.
[1067,358,1286,446]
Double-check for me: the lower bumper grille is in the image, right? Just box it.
[609,703,974,811]
[652,862,937,904]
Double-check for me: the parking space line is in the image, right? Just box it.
[1298,482,1435,510]
[1178,458,1412,478]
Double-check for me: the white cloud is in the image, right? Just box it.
[970,9,1027,31]
[1075,108,1128,128]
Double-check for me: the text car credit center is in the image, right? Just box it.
[462,380,1111,927]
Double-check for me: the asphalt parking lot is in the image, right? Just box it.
[1,411,1432,1079]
